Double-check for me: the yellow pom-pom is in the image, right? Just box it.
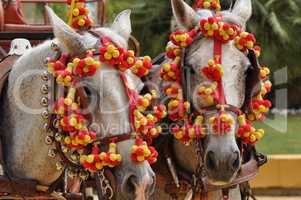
[86,155,94,163]
[78,18,85,26]
[64,137,71,145]
[104,52,112,60]
[95,162,103,170]
[69,117,77,126]
[112,50,120,58]
[137,156,145,162]
[249,134,257,143]
[84,135,91,143]
[72,8,79,16]
[144,56,151,62]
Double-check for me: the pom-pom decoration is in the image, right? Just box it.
[47,53,68,74]
[119,50,136,71]
[163,82,182,99]
[199,17,220,38]
[99,42,125,66]
[131,138,157,164]
[169,30,197,48]
[209,112,235,134]
[131,56,152,77]
[198,82,218,106]
[254,45,262,57]
[193,0,221,11]
[166,43,182,59]
[248,95,272,121]
[73,50,101,77]
[67,0,93,29]
[260,66,270,80]
[201,59,224,81]
[53,87,79,116]
[237,115,265,144]
[234,32,256,51]
[215,21,239,43]
[80,143,122,172]
[64,130,97,149]
[261,80,272,96]
[172,116,206,144]
[167,100,190,121]
[160,62,181,82]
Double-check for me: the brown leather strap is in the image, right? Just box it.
[0,55,19,96]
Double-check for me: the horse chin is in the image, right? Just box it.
[207,178,230,186]
[207,173,237,186]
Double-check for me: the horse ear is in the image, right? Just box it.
[111,10,132,41]
[45,6,86,56]
[171,0,198,30]
[231,0,252,27]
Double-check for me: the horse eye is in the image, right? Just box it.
[26,45,29,49]
[84,86,92,96]
[14,45,18,49]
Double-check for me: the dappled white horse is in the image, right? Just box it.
[151,0,257,199]
[0,7,155,200]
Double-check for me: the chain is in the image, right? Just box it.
[97,169,114,200]
[192,141,206,198]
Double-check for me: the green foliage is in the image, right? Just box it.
[256,115,301,154]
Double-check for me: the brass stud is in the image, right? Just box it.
[40,97,49,107]
[62,146,69,154]
[56,161,64,171]
[48,148,57,158]
[40,84,49,94]
[53,118,60,129]
[44,57,51,65]
[70,152,79,161]
[54,133,62,142]
[41,71,49,81]
[67,169,77,178]
[41,110,49,120]
[45,136,54,145]
[43,123,49,131]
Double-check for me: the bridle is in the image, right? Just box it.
[42,31,139,200]
[149,15,269,199]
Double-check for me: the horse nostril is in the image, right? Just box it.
[147,174,156,195]
[123,175,137,195]
[205,151,216,170]
[232,151,240,170]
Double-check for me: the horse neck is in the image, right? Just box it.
[0,40,63,185]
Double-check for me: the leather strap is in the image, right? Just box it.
[0,55,19,96]
[155,136,261,197]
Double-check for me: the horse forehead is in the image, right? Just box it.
[187,40,244,67]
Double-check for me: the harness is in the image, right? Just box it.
[151,49,267,199]
[147,11,270,199]
[0,29,158,199]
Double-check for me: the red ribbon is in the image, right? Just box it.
[213,40,227,105]
[119,72,137,132]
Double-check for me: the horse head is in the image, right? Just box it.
[46,7,155,199]
[171,0,253,185]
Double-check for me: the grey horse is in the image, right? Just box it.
[152,0,254,199]
[0,7,155,200]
